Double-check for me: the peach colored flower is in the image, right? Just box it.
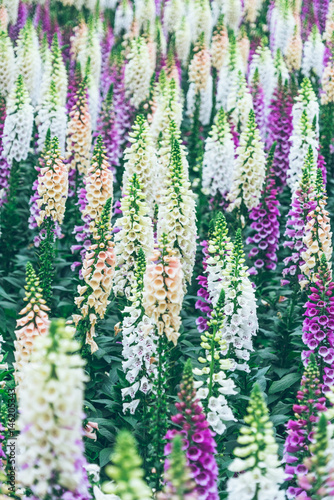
[211,21,229,71]
[83,136,113,237]
[189,36,211,93]
[321,62,334,105]
[143,239,184,345]
[66,80,92,176]
[36,138,68,226]
[14,265,50,389]
[84,421,99,440]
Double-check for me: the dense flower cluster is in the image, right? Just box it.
[250,68,266,142]
[66,78,92,177]
[125,36,152,109]
[82,136,113,238]
[36,80,67,154]
[158,434,197,500]
[282,157,317,286]
[96,85,121,171]
[165,360,219,500]
[302,25,325,78]
[113,173,154,298]
[0,96,10,207]
[143,235,184,345]
[202,108,235,199]
[227,384,285,500]
[247,145,281,272]
[3,75,34,164]
[211,16,228,72]
[287,78,319,190]
[248,44,276,116]
[284,354,328,500]
[300,169,332,283]
[0,30,15,98]
[216,34,243,111]
[122,114,156,213]
[266,78,294,187]
[195,288,238,435]
[35,137,68,227]
[227,70,253,134]
[157,138,197,285]
[286,23,302,72]
[295,413,334,499]
[74,199,116,352]
[301,254,334,377]
[17,319,91,500]
[214,230,258,372]
[15,20,41,106]
[72,136,113,268]
[120,249,157,414]
[188,34,211,94]
[14,263,50,388]
[227,110,266,216]
[321,57,334,105]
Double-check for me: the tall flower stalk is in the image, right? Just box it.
[282,150,317,288]
[35,137,68,309]
[246,143,281,274]
[72,135,113,269]
[227,384,285,500]
[227,110,266,223]
[201,108,235,202]
[14,262,49,390]
[3,74,34,165]
[158,435,197,500]
[113,173,154,300]
[17,319,91,500]
[73,198,116,353]
[103,431,152,500]
[284,354,328,500]
[164,359,219,500]
[157,138,197,286]
[120,248,157,414]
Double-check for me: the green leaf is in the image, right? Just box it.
[99,447,113,467]
[269,373,300,394]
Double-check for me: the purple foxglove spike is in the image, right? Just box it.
[9,1,29,43]
[248,177,281,272]
[314,0,330,33]
[267,80,294,189]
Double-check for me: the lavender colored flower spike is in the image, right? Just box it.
[301,254,334,379]
[96,84,121,173]
[250,68,266,143]
[8,0,28,42]
[247,143,281,274]
[267,77,294,188]
[301,0,318,39]
[165,359,219,500]
[110,53,134,148]
[314,0,330,33]
[284,354,328,500]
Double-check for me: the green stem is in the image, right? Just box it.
[208,325,217,399]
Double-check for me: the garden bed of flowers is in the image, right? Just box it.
[1,0,334,499]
